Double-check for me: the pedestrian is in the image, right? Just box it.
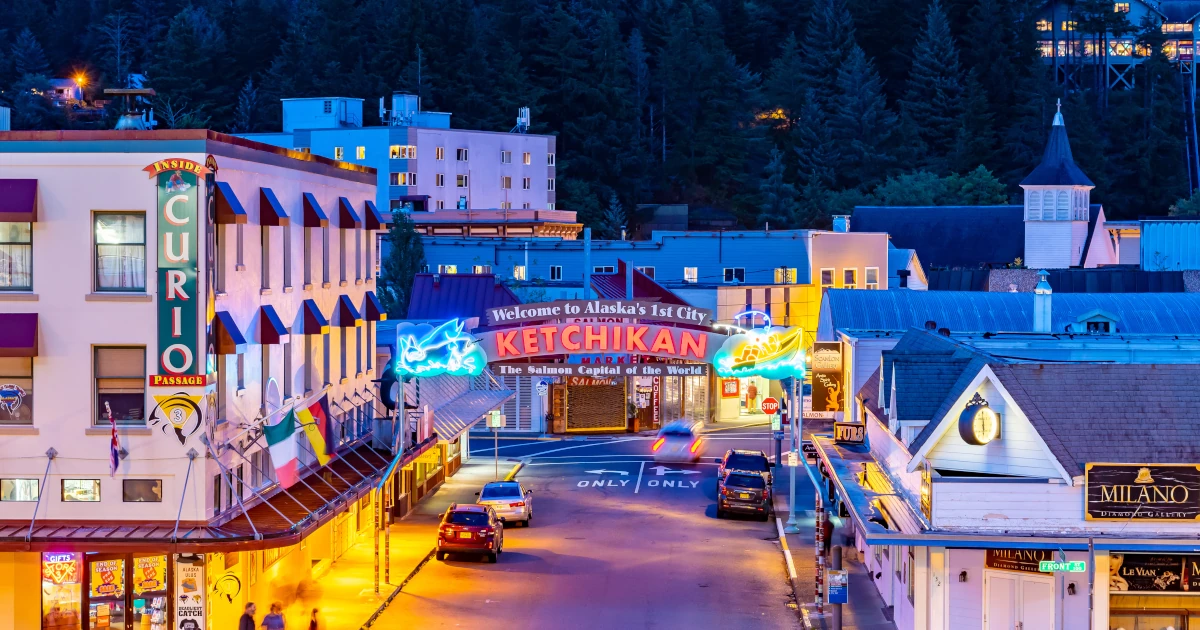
[239,603,257,630]
[308,608,321,630]
[261,602,286,630]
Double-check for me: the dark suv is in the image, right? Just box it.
[717,471,771,520]
[716,449,773,485]
[436,504,505,562]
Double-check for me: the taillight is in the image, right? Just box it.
[509,502,525,508]
[720,487,729,497]
[689,439,702,453]
[481,528,493,536]
[652,437,665,452]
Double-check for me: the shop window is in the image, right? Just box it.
[62,479,100,502]
[122,479,162,502]
[95,347,145,426]
[723,267,745,283]
[131,555,169,625]
[550,265,562,281]
[1,478,38,501]
[94,213,146,292]
[88,556,126,627]
[0,357,33,425]
[684,267,698,283]
[41,552,83,628]
[0,221,32,290]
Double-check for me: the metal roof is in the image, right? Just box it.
[407,273,522,320]
[852,206,1025,269]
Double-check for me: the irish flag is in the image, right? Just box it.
[296,395,336,467]
[264,410,301,489]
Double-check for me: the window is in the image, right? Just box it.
[339,226,347,283]
[355,228,362,281]
[0,479,38,501]
[213,473,223,513]
[0,358,32,425]
[355,146,366,160]
[1163,22,1191,33]
[304,335,314,393]
[1087,320,1111,333]
[436,173,445,187]
[435,146,445,160]
[907,547,916,604]
[236,223,244,269]
[390,145,417,159]
[62,479,100,502]
[684,267,698,283]
[866,267,879,289]
[472,265,491,274]
[522,203,530,209]
[437,200,445,210]
[322,330,332,386]
[820,269,834,289]
[523,152,531,165]
[95,347,145,426]
[723,268,745,283]
[322,225,330,284]
[550,265,562,281]
[356,323,363,375]
[94,213,146,291]
[513,265,527,280]
[438,265,457,274]
[843,268,858,288]
[283,340,292,398]
[367,320,374,372]
[283,222,292,289]
[1114,2,1129,11]
[456,148,469,161]
[334,146,344,160]
[251,450,266,487]
[122,479,162,502]
[501,150,512,164]
[457,174,469,188]
[636,266,655,279]
[1061,20,1077,30]
[547,178,556,191]
[1036,19,1051,30]
[547,153,556,166]
[501,176,512,189]
[774,267,797,284]
[237,353,246,391]
[261,226,270,289]
[547,203,555,210]
[389,172,417,186]
[0,222,32,290]
[522,177,531,190]
[594,266,615,273]
[500,202,512,210]
[303,226,312,286]
[338,327,346,381]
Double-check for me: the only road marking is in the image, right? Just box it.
[576,479,630,488]
[584,469,629,475]
[648,465,701,476]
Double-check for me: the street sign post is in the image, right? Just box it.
[1039,560,1086,573]
[771,412,783,475]
[771,413,781,431]
[761,397,780,416]
[827,569,848,604]
[786,451,799,467]
[489,410,505,480]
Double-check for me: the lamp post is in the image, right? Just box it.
[785,376,801,534]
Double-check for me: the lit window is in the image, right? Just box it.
[547,178,556,191]
[456,148,469,161]
[435,147,445,160]
[1114,2,1129,11]
[472,265,491,274]
[684,267,698,283]
[390,145,416,159]
[389,172,416,186]
[843,268,858,288]
[0,479,38,501]
[122,479,162,502]
[1061,20,1077,30]
[513,265,527,280]
[550,266,562,281]
[547,153,556,166]
[723,268,745,283]
[436,173,445,187]
[1036,19,1051,31]
[594,266,615,273]
[522,177,531,190]
[356,146,366,160]
[501,176,512,189]
[501,151,512,164]
[0,222,32,290]
[94,213,146,291]
[1163,22,1191,33]
[62,479,101,502]
[636,266,655,279]
[457,174,469,188]
[866,267,880,289]
[500,202,512,209]
[523,152,531,165]
[438,265,457,274]
[820,269,834,289]
[774,267,797,284]
[334,146,344,160]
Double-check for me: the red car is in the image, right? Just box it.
[436,503,505,562]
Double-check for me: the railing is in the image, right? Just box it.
[471,367,506,392]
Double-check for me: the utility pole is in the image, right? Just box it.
[785,377,801,534]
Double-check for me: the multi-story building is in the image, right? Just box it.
[240,93,557,216]
[0,130,400,629]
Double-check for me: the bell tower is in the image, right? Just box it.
[1020,101,1095,269]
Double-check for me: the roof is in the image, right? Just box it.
[858,367,885,420]
[449,504,489,513]
[431,388,514,439]
[821,289,1200,334]
[1156,0,1200,23]
[407,273,522,320]
[590,259,690,306]
[852,206,1025,269]
[992,364,1200,477]
[927,268,1188,293]
[893,358,973,421]
[887,247,923,287]
[1021,111,1094,187]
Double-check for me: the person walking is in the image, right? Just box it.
[308,608,321,630]
[238,603,257,630]
[261,602,286,630]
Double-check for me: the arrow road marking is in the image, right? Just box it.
[648,466,701,476]
[584,469,629,475]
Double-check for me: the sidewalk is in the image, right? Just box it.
[774,472,896,630]
[289,458,517,629]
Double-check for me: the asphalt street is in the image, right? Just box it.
[372,425,805,629]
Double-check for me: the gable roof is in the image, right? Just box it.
[852,205,1025,269]
[407,273,522,320]
[905,355,994,455]
[590,259,690,306]
[858,367,885,421]
[991,364,1200,477]
[893,357,973,421]
[1021,110,1095,187]
[1156,0,1200,23]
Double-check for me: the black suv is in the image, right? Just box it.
[717,471,771,520]
[715,449,773,485]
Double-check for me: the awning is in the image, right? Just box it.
[213,311,248,355]
[334,295,362,328]
[364,200,388,231]
[215,181,248,225]
[0,180,37,222]
[303,193,328,228]
[300,299,330,335]
[0,313,38,357]
[260,188,289,227]
[258,305,290,345]
[338,197,362,229]
[363,291,387,321]
[432,389,514,441]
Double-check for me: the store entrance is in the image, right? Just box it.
[78,553,170,630]
[983,570,1053,630]
[564,377,627,432]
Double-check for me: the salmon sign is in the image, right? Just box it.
[145,159,206,375]
[476,322,725,363]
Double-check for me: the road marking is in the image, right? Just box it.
[645,480,700,488]
[776,517,797,579]
[576,479,630,488]
[520,437,648,458]
[584,469,629,475]
[634,461,645,494]
[648,465,701,476]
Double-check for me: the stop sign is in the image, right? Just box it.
[761,397,780,415]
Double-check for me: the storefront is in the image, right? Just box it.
[1108,553,1200,630]
[39,552,181,630]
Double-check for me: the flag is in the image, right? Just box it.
[264,410,301,489]
[296,395,335,467]
[107,402,119,477]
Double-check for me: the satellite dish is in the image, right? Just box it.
[265,378,282,411]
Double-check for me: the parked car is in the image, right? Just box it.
[652,420,703,463]
[475,481,534,527]
[717,471,772,520]
[436,504,504,562]
[715,449,773,485]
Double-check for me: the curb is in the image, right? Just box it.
[359,547,436,629]
[773,489,813,630]
[503,460,525,481]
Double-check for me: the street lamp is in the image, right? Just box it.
[73,73,87,101]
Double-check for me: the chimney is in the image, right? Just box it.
[937,327,951,337]
[582,228,592,299]
[1033,270,1052,333]
[832,215,850,233]
[924,320,937,330]
[897,269,910,288]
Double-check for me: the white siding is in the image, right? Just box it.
[1024,221,1075,269]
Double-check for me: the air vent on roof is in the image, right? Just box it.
[924,321,937,330]
[937,328,951,337]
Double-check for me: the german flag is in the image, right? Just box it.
[297,395,336,466]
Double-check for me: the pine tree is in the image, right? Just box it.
[830,45,897,189]
[794,93,839,188]
[799,0,857,109]
[378,211,426,318]
[763,33,806,128]
[230,79,260,134]
[950,69,997,173]
[899,0,967,173]
[599,192,628,239]
[758,148,800,227]
[11,28,50,78]
[149,6,231,126]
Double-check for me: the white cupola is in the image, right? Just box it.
[1020,100,1095,269]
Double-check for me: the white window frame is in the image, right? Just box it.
[356,146,366,160]
[456,148,469,162]
[522,177,531,190]
[472,265,492,274]
[547,178,556,191]
[334,147,344,160]
[457,174,469,188]
[547,153,556,166]
[547,203,555,211]
[635,266,655,279]
[820,268,835,289]
[523,152,531,165]
[436,173,445,187]
[513,265,527,280]
[593,265,615,274]
[435,146,445,160]
[843,268,858,289]
[501,150,512,164]
[723,267,745,283]
[437,200,445,210]
[549,266,562,281]
[684,267,698,283]
[501,176,512,189]
[866,267,880,289]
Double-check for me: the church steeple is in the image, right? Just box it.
[1020,101,1097,269]
[1021,100,1094,187]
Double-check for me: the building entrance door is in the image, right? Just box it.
[984,570,1054,630]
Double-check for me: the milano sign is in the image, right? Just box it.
[145,159,206,376]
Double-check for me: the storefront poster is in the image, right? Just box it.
[145,158,205,376]
[566,376,620,386]
[720,379,739,398]
[985,549,1054,574]
[1109,554,1200,592]
[173,555,206,630]
[133,555,167,594]
[89,558,125,598]
[811,342,843,413]
[1085,463,1200,521]
[42,553,81,585]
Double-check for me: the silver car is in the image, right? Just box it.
[475,481,534,527]
[652,420,703,463]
